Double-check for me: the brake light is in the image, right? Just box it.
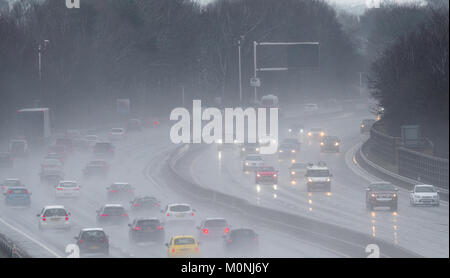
[105,238,108,244]
[110,190,117,193]
[195,247,199,252]
[7,190,11,194]
[101,214,109,217]
[166,213,170,216]
[224,227,230,234]
[155,203,160,207]
[134,226,142,231]
[57,188,63,191]
[74,188,80,191]
[128,190,133,193]
[203,228,209,234]
[42,217,46,222]
[228,239,232,243]
[133,203,141,207]
[122,214,128,217]
[192,213,194,216]
[171,248,175,253]
[65,214,69,221]
[79,240,83,244]
[157,226,163,230]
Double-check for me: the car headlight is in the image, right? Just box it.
[320,132,325,137]
[245,162,249,166]
[308,132,312,136]
[307,178,313,183]
[217,139,223,144]
[291,171,296,175]
[320,142,324,146]
[279,150,283,153]
[392,193,397,198]
[335,142,339,146]
[371,193,376,198]
[361,124,365,128]
[257,174,261,177]
[242,148,246,151]
[326,178,331,182]
[256,148,260,152]
[291,150,296,153]
[288,128,292,132]
[234,139,238,144]
[300,129,304,133]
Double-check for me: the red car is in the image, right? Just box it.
[255,166,278,185]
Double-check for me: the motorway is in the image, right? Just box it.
[0,106,447,258]
[189,109,449,258]
[0,115,341,258]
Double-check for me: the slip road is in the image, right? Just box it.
[181,262,269,275]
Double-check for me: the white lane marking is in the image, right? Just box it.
[0,217,61,258]
[345,142,448,207]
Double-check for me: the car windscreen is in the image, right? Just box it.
[169,205,191,212]
[9,188,27,194]
[291,163,307,169]
[60,182,77,188]
[44,208,66,217]
[94,143,112,151]
[111,184,130,190]
[307,170,330,177]
[111,128,123,133]
[280,144,296,149]
[257,167,275,172]
[174,238,195,245]
[415,186,436,193]
[204,219,228,228]
[85,135,98,140]
[43,159,61,166]
[323,137,338,142]
[246,156,262,161]
[103,207,125,215]
[138,197,157,204]
[11,141,25,148]
[4,180,21,187]
[136,219,160,228]
[82,231,106,240]
[371,183,395,191]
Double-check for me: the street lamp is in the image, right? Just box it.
[38,39,50,104]
[238,35,244,103]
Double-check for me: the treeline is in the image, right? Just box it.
[0,0,360,133]
[368,7,449,157]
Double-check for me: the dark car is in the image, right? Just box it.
[223,228,259,254]
[287,123,304,138]
[128,218,165,244]
[75,228,109,257]
[83,161,109,178]
[255,166,278,185]
[320,136,341,153]
[126,119,142,132]
[240,143,260,157]
[4,188,31,207]
[278,143,297,161]
[365,182,398,211]
[47,145,68,162]
[0,152,13,168]
[361,119,376,134]
[40,170,64,186]
[130,196,160,212]
[107,183,135,201]
[55,137,73,153]
[96,205,129,226]
[93,142,115,159]
[197,218,230,241]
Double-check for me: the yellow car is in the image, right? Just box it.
[166,235,200,258]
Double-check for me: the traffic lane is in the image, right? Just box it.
[191,118,448,257]
[0,126,171,258]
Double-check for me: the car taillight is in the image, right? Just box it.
[74,188,80,191]
[105,238,108,244]
[191,213,194,216]
[101,214,109,217]
[133,203,140,207]
[57,188,63,191]
[65,214,69,221]
[195,247,199,252]
[157,226,163,230]
[203,229,209,234]
[110,190,117,193]
[122,214,128,217]
[42,217,46,222]
[228,239,232,243]
[134,226,142,231]
[166,213,170,216]
[171,248,175,253]
[224,227,230,234]
[128,190,133,193]
[7,190,11,194]
[79,240,83,244]
[155,203,160,207]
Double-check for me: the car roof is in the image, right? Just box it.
[135,217,159,221]
[172,235,196,240]
[81,228,104,232]
[168,203,191,207]
[104,204,124,208]
[44,205,66,210]
[112,182,129,185]
[415,184,434,188]
[370,181,391,186]
[59,181,77,184]
[4,178,20,182]
[245,154,262,159]
[204,217,227,222]
[307,165,329,170]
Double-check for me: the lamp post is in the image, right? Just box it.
[238,35,244,103]
[38,39,50,105]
